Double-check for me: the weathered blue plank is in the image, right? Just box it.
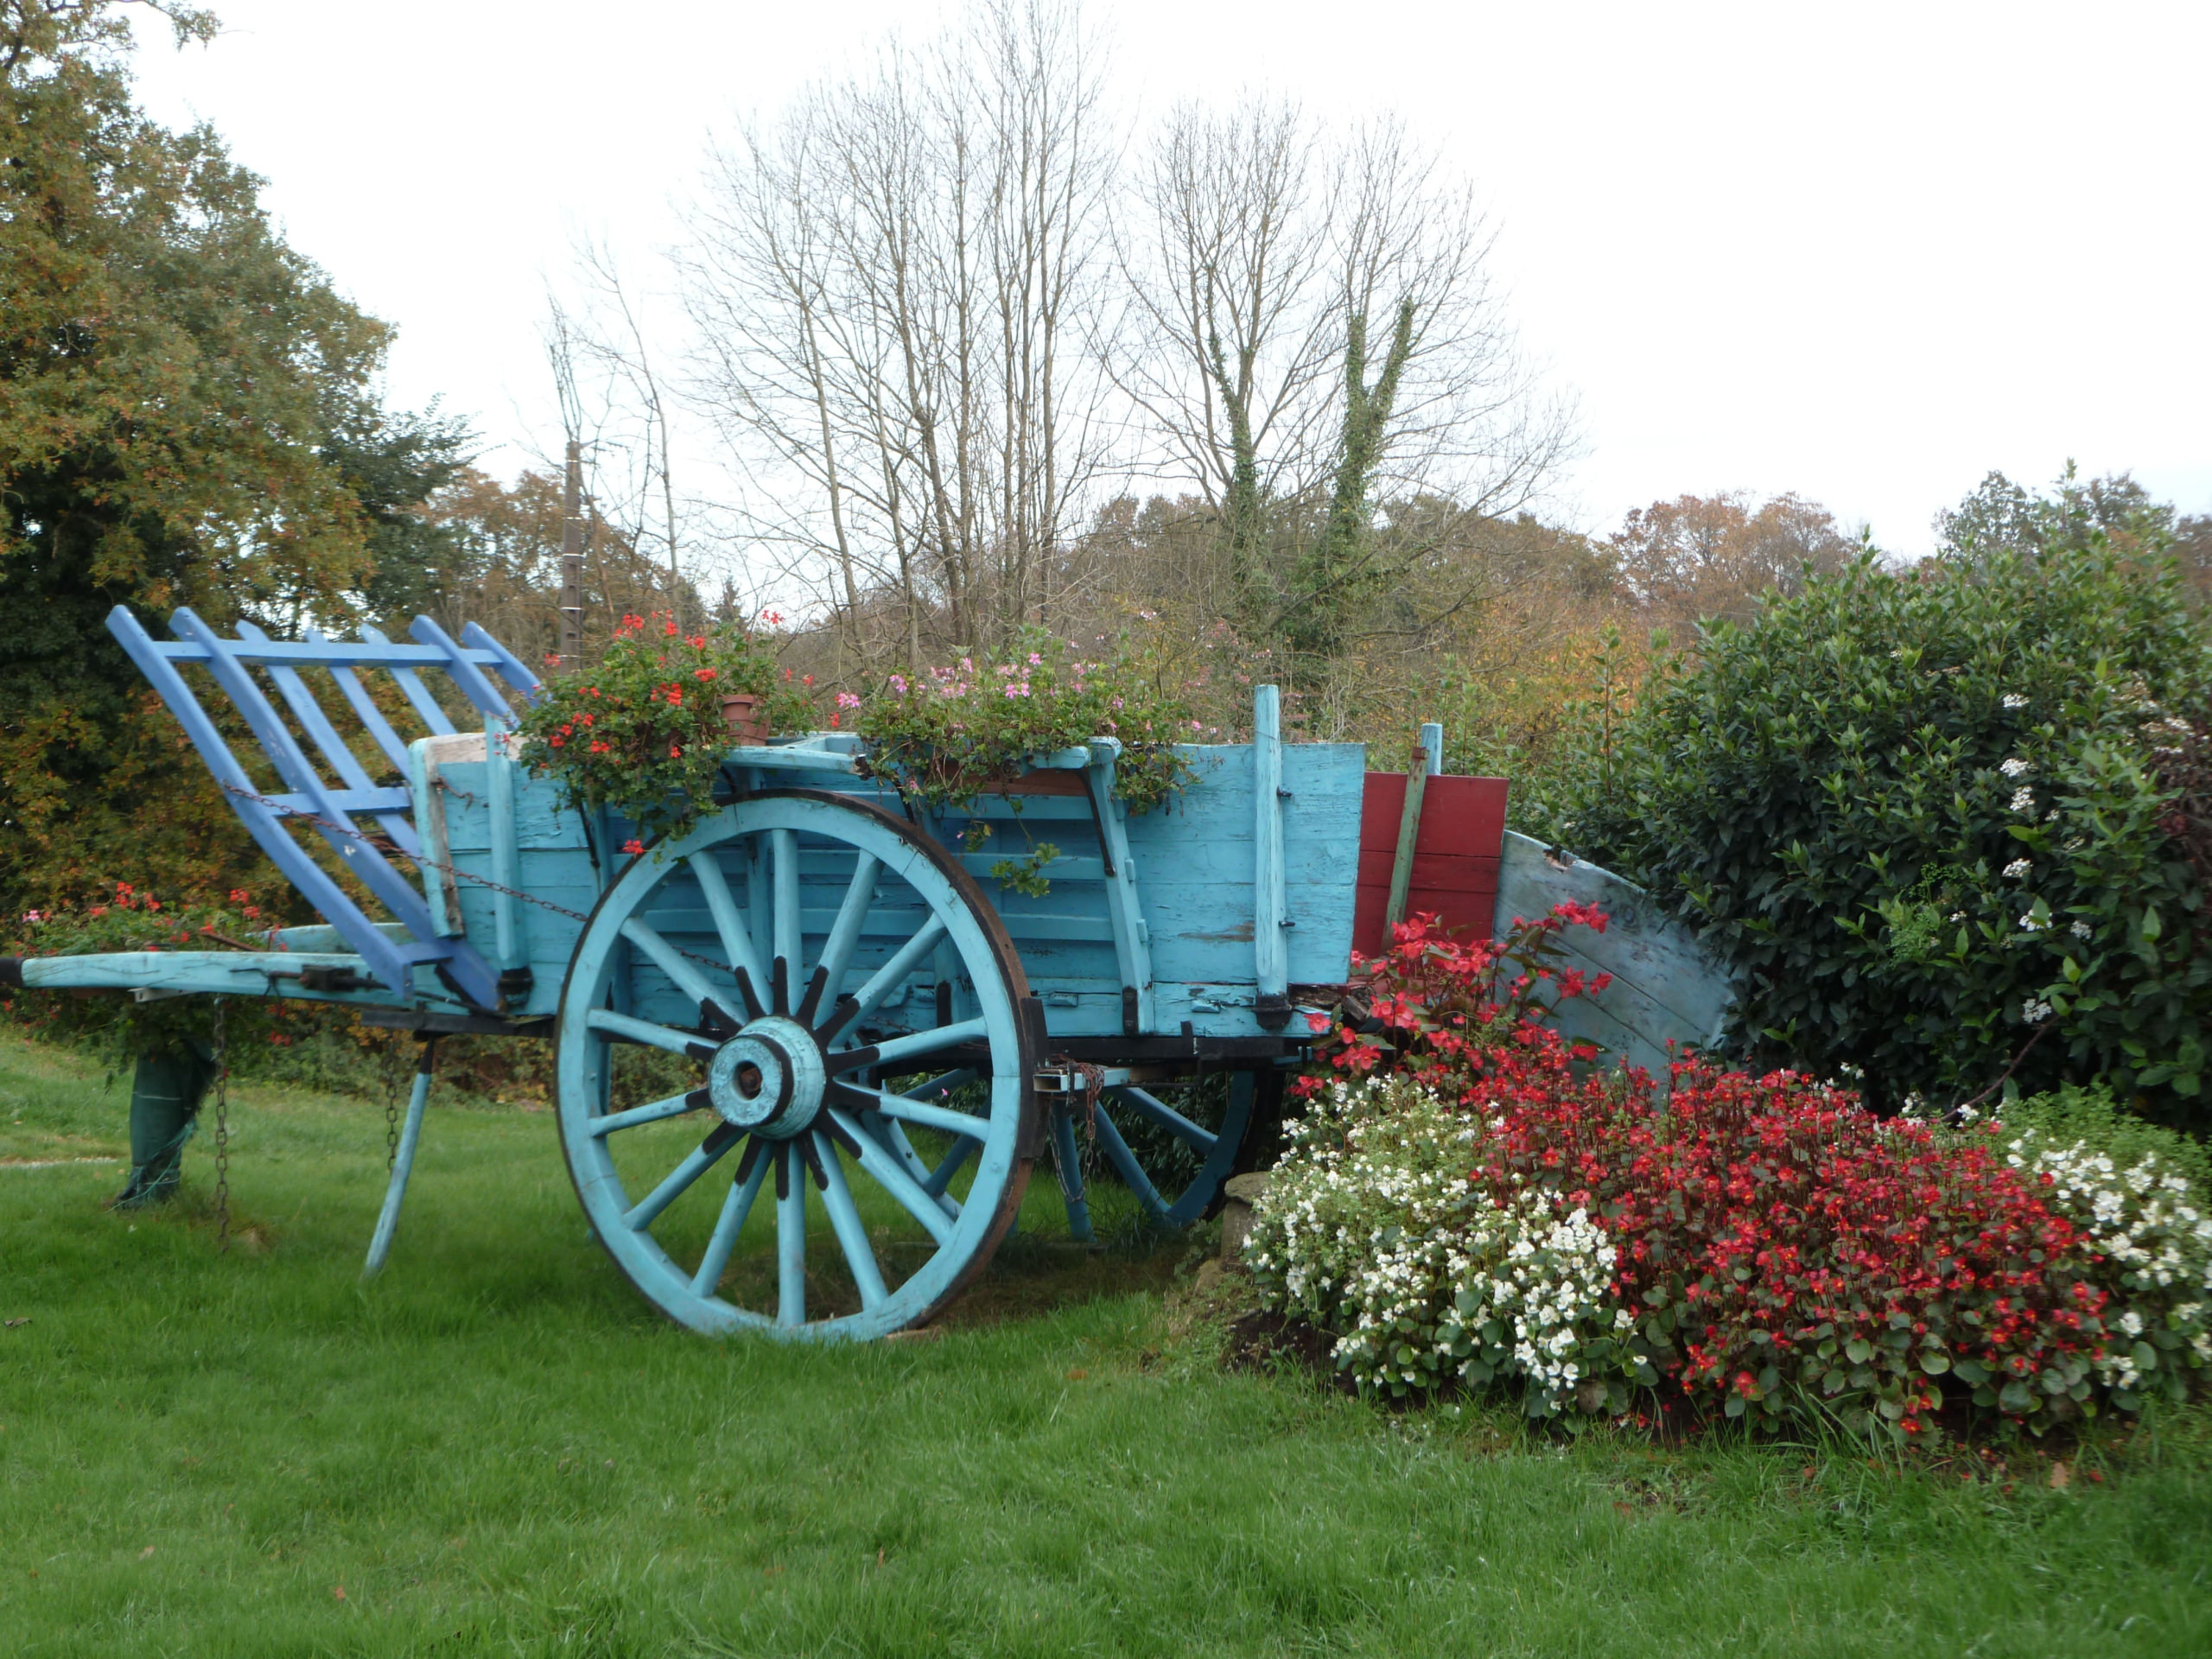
[1493,830,1738,1079]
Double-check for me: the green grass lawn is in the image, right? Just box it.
[3,1031,2209,1657]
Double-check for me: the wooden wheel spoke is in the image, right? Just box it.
[619,918,741,1028]
[590,1090,707,1137]
[775,1141,807,1327]
[923,1133,977,1200]
[828,1017,988,1077]
[813,1130,889,1311]
[1107,1085,1217,1152]
[588,1007,716,1061]
[770,829,801,1001]
[832,1079,990,1140]
[1049,1104,1093,1243]
[1089,1104,1168,1219]
[685,850,769,1020]
[624,1122,745,1231]
[801,852,880,1024]
[690,1139,771,1297]
[817,915,947,1039]
[825,1106,957,1246]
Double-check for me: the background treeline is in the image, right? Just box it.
[8,2,2212,1122]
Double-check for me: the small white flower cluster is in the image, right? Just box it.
[1247,1078,1639,1410]
[2000,756,2033,779]
[2020,998,2054,1024]
[2002,693,2030,710]
[2005,1135,2212,1391]
[2146,713,2196,759]
[2009,787,2037,814]
[2003,858,2031,879]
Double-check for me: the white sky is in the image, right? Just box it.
[126,0,2210,566]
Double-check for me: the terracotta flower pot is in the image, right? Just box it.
[720,691,769,747]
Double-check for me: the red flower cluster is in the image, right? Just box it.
[1303,905,2119,1438]
[1462,1040,2101,1435]
[1299,906,1613,1103]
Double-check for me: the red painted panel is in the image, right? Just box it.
[1354,849,1502,893]
[1351,772,1510,962]
[1358,774,1509,857]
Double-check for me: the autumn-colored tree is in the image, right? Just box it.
[1608,491,1853,627]
[0,2,418,908]
[416,467,707,665]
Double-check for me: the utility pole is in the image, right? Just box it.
[560,441,583,665]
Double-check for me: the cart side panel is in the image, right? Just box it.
[426,741,1363,1038]
[430,757,596,1019]
[1125,741,1363,1009]
[1493,830,1738,1080]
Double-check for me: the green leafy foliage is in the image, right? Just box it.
[513,613,800,842]
[0,6,442,913]
[1568,543,2212,1121]
[853,629,1199,817]
[2,880,301,1063]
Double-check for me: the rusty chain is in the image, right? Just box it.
[211,998,231,1252]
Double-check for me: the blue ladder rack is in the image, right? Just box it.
[105,605,543,1008]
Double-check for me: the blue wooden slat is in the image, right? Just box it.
[359,622,456,735]
[411,615,519,728]
[166,609,504,1004]
[309,626,416,772]
[1251,686,1288,1011]
[149,639,504,668]
[105,606,418,997]
[462,620,545,705]
[237,621,420,858]
[1090,747,1157,1032]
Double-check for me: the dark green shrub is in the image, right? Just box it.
[1573,543,2212,1122]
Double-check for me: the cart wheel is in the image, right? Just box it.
[556,790,1036,1339]
[1049,1072,1260,1239]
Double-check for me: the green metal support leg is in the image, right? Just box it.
[112,1045,213,1209]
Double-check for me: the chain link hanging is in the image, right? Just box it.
[382,1033,403,1173]
[211,998,232,1252]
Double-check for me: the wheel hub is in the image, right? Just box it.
[706,1015,827,1139]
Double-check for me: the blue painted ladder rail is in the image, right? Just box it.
[99,604,543,1012]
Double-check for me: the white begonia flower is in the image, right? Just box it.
[2003,858,2031,879]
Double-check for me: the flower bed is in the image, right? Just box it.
[1248,908,2212,1440]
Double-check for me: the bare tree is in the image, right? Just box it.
[680,0,1113,664]
[543,242,691,628]
[1113,104,1578,651]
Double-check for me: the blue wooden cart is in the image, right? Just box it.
[2,607,1732,1340]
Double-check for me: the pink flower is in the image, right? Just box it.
[1027,652,1043,666]
[835,691,861,709]
[1305,1011,1330,1033]
[888,675,908,695]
